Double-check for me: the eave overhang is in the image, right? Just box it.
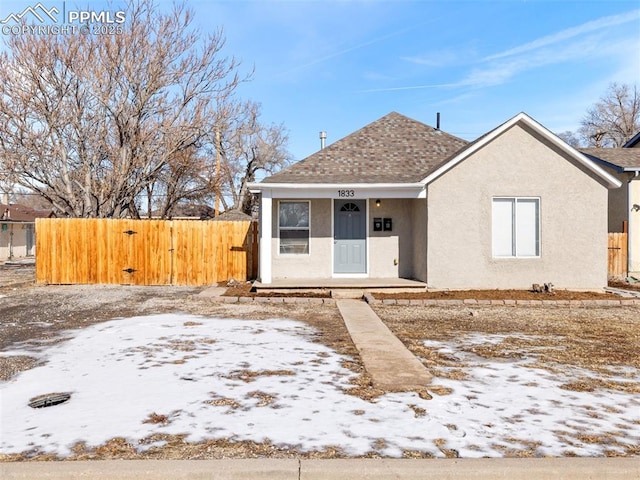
[247,182,426,199]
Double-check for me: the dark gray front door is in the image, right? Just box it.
[334,199,366,273]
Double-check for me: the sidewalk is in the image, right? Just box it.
[336,299,431,390]
[2,458,639,479]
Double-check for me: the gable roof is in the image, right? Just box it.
[0,203,53,222]
[261,112,468,184]
[579,148,640,172]
[422,112,621,189]
[623,131,640,148]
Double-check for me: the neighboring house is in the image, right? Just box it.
[249,112,621,290]
[623,131,640,148]
[581,141,640,277]
[0,202,53,261]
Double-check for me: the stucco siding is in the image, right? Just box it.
[269,198,420,280]
[411,199,428,282]
[0,223,32,260]
[630,178,640,274]
[368,199,414,278]
[271,199,332,279]
[427,124,610,290]
[601,166,629,233]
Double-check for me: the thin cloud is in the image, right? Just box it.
[484,9,640,61]
[276,22,426,78]
[460,35,605,88]
[363,10,639,94]
[358,82,458,93]
[401,50,460,68]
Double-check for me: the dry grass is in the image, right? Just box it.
[142,413,170,425]
[2,281,639,461]
[373,289,622,300]
[376,305,640,393]
[222,369,295,383]
[374,304,640,457]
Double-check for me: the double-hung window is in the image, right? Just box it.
[278,201,310,254]
[492,197,540,257]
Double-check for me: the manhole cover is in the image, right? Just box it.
[28,392,72,409]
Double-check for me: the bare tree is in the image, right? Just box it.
[143,145,220,218]
[8,190,53,210]
[217,101,292,214]
[578,83,640,147]
[556,131,581,148]
[0,0,246,218]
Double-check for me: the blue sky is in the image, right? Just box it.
[192,0,640,160]
[2,0,639,161]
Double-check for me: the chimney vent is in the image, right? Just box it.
[319,131,327,150]
[436,112,441,130]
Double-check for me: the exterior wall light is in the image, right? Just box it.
[375,199,381,207]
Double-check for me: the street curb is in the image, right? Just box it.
[2,458,639,480]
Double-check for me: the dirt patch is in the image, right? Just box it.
[373,289,622,300]
[0,263,35,289]
[222,281,330,298]
[608,280,640,293]
[2,279,639,460]
[0,282,375,461]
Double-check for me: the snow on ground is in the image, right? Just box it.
[1,314,638,458]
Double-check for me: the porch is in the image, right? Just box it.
[253,277,427,294]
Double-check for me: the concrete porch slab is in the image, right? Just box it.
[254,278,427,291]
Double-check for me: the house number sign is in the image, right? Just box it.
[337,189,355,198]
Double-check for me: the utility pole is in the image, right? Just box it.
[214,128,221,217]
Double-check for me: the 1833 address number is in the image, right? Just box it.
[337,189,355,198]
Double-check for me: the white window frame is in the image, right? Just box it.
[492,197,540,258]
[278,200,310,255]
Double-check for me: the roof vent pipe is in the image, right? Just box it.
[436,112,441,130]
[319,131,327,150]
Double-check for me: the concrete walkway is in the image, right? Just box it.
[3,458,639,479]
[336,299,431,390]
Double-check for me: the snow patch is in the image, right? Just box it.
[1,314,638,458]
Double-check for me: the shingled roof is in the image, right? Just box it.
[262,112,468,184]
[580,148,640,171]
[0,203,53,222]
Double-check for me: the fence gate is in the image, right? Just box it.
[608,232,628,278]
[36,218,257,286]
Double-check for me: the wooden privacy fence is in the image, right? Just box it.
[36,218,258,286]
[608,232,628,277]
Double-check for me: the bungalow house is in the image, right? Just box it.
[249,112,621,290]
[0,200,53,261]
[581,137,640,277]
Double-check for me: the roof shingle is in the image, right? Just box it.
[262,112,468,184]
[579,148,640,171]
[0,203,52,222]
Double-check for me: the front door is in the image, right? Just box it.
[334,199,366,274]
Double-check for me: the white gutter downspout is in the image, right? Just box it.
[629,171,639,276]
